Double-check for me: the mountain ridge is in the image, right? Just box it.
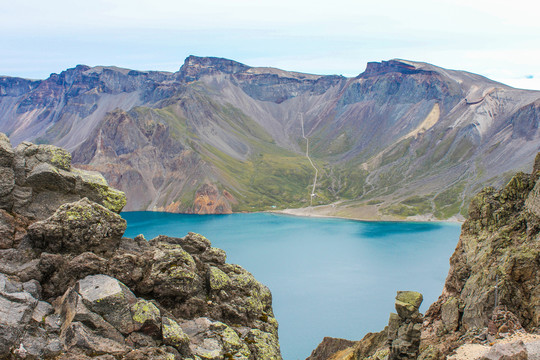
[1,56,539,217]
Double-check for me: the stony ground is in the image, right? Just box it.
[449,333,540,360]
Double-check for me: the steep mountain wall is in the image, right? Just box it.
[419,153,540,356]
[1,57,539,217]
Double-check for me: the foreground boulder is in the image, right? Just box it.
[0,132,126,220]
[27,198,126,255]
[1,209,281,359]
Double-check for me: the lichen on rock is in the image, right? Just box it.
[208,266,231,292]
[161,316,190,350]
[131,299,161,333]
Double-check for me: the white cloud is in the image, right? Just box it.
[497,76,540,91]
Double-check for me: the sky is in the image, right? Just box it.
[2,0,540,90]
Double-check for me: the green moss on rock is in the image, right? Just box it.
[47,146,72,170]
[367,347,390,360]
[396,291,423,308]
[245,329,281,360]
[132,299,160,326]
[101,188,127,213]
[208,266,230,291]
[162,317,190,349]
[71,167,127,213]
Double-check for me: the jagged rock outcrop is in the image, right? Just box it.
[0,140,281,359]
[352,331,388,360]
[308,152,540,360]
[427,154,539,357]
[387,291,423,360]
[306,337,357,360]
[422,160,540,347]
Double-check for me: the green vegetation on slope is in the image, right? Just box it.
[199,144,317,211]
[433,181,466,218]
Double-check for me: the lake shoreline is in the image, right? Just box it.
[267,204,465,224]
[123,207,465,224]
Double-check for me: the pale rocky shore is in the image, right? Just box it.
[271,203,465,224]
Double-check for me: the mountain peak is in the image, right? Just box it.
[178,55,250,81]
[360,59,429,77]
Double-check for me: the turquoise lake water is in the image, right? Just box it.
[122,212,461,360]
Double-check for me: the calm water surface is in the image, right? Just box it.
[122,212,461,360]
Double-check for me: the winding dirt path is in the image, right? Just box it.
[300,113,319,206]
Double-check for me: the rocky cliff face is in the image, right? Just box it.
[306,153,540,359]
[419,152,540,355]
[0,136,281,359]
[1,57,539,218]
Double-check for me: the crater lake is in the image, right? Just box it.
[122,212,461,360]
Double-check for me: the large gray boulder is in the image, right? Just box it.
[77,275,138,334]
[57,275,157,358]
[28,198,126,255]
[0,133,126,219]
